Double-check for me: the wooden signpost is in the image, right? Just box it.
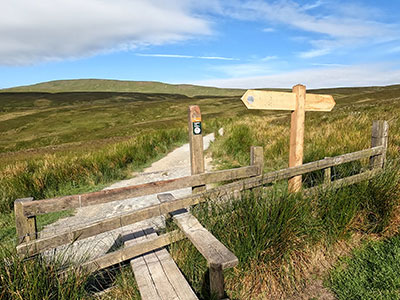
[188,105,206,193]
[241,84,335,192]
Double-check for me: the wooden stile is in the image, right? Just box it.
[158,193,237,299]
[17,145,384,257]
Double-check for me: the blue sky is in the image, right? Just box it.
[1,0,400,89]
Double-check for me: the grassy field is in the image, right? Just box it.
[0,79,244,97]
[1,81,400,299]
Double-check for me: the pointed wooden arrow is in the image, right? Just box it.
[241,90,335,112]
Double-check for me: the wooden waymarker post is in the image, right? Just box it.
[241,85,335,192]
[188,105,206,193]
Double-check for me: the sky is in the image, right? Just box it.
[1,0,400,89]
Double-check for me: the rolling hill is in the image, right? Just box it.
[0,79,245,97]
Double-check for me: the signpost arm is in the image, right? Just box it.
[288,84,306,192]
[188,105,206,193]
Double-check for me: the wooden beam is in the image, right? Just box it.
[157,193,238,269]
[14,198,37,245]
[158,193,237,300]
[241,90,335,112]
[17,146,384,257]
[370,120,389,169]
[188,105,206,193]
[288,84,306,192]
[21,165,259,217]
[78,230,185,274]
[250,146,264,175]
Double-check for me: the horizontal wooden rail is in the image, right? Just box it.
[22,165,259,217]
[62,170,381,275]
[71,230,185,274]
[17,146,383,257]
[259,145,383,186]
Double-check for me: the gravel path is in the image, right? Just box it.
[41,133,216,260]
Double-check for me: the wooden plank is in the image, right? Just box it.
[241,90,335,112]
[304,169,380,196]
[209,264,225,299]
[250,146,264,175]
[17,146,384,257]
[370,120,389,169]
[22,165,259,217]
[14,198,37,244]
[158,193,238,270]
[288,84,306,192]
[77,230,185,274]
[127,229,198,300]
[188,105,206,194]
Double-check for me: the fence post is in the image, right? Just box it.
[324,157,331,184]
[250,146,264,175]
[188,105,206,193]
[14,197,37,245]
[250,146,264,196]
[210,264,224,299]
[370,120,389,169]
[288,84,306,193]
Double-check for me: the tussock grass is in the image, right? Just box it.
[329,235,400,300]
[168,162,400,299]
[0,247,90,300]
[0,128,186,214]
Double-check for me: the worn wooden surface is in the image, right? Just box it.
[77,230,185,274]
[188,105,206,194]
[14,198,37,245]
[370,120,389,169]
[22,165,258,217]
[125,228,198,300]
[158,193,238,269]
[288,84,306,192]
[17,146,384,256]
[241,90,335,111]
[250,146,264,174]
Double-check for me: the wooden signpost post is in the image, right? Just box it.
[188,105,206,193]
[241,84,335,192]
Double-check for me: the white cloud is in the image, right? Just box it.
[196,64,400,89]
[0,0,211,65]
[217,0,400,58]
[262,27,275,33]
[136,53,237,60]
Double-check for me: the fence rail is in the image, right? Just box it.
[15,120,389,270]
[16,144,385,257]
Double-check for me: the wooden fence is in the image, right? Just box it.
[14,119,388,297]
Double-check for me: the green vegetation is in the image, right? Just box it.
[0,79,244,97]
[1,81,400,299]
[329,236,400,300]
[167,162,400,299]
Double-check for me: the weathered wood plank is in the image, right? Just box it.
[370,120,389,169]
[77,230,185,274]
[22,165,258,217]
[304,169,380,197]
[288,84,306,193]
[158,193,238,270]
[250,146,264,175]
[17,146,384,256]
[188,105,206,194]
[126,228,198,300]
[14,198,37,244]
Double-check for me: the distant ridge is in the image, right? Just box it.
[0,79,245,97]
